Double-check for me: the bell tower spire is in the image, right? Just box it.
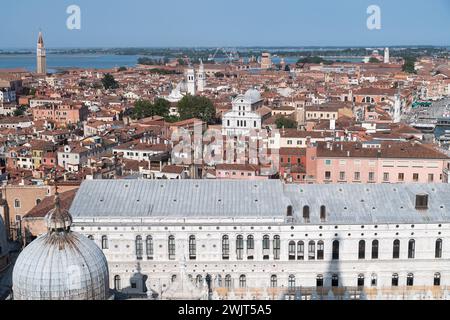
[36,30,47,75]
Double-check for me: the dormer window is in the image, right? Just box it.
[287,205,293,217]
[415,194,428,210]
[303,206,310,223]
[320,205,326,222]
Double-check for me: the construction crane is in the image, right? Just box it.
[208,48,239,64]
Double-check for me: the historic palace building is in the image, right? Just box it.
[67,180,450,300]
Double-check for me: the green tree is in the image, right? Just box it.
[402,56,417,74]
[152,98,170,118]
[132,98,170,119]
[118,66,127,72]
[132,100,152,119]
[14,105,28,117]
[101,73,119,90]
[275,117,297,129]
[369,57,381,63]
[177,95,216,123]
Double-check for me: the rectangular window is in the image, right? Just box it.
[383,172,389,182]
[398,173,404,182]
[428,174,434,182]
[369,172,375,181]
[413,173,419,182]
[354,172,360,181]
[325,159,331,166]
[325,171,331,180]
[339,171,346,181]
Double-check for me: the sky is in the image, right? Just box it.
[1,0,450,48]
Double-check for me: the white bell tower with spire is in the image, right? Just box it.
[186,65,196,96]
[196,59,206,92]
[36,31,47,75]
[384,47,390,64]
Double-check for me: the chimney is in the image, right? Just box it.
[347,150,350,157]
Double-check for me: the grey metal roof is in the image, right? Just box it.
[69,179,450,224]
[70,179,291,219]
[284,183,450,224]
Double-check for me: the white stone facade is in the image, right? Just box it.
[222,89,264,136]
[68,180,450,300]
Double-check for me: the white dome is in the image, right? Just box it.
[13,232,110,300]
[244,88,262,103]
[12,193,110,300]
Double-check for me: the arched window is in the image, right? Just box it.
[273,235,281,260]
[308,241,315,260]
[217,275,222,287]
[371,274,377,287]
[317,240,324,260]
[262,235,270,260]
[247,235,254,250]
[222,235,230,260]
[288,275,296,289]
[288,241,296,260]
[168,235,175,260]
[101,235,108,249]
[357,274,365,287]
[225,274,232,289]
[114,275,121,291]
[408,239,415,259]
[36,198,41,205]
[393,239,400,259]
[270,275,277,288]
[371,240,379,259]
[14,199,20,208]
[146,236,153,259]
[297,241,304,260]
[358,240,366,259]
[332,240,340,260]
[392,273,399,287]
[135,235,143,260]
[407,273,414,286]
[239,275,246,288]
[196,275,203,287]
[316,274,324,287]
[435,239,442,258]
[171,275,177,282]
[320,205,326,222]
[247,235,254,259]
[236,235,244,260]
[434,273,441,286]
[189,235,196,260]
[88,235,94,240]
[332,274,339,287]
[303,206,310,222]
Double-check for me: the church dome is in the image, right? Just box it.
[244,88,262,103]
[12,193,110,300]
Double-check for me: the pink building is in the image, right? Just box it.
[215,164,267,180]
[32,103,88,127]
[306,141,449,184]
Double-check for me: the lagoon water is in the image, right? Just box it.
[0,53,363,73]
[0,54,141,73]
